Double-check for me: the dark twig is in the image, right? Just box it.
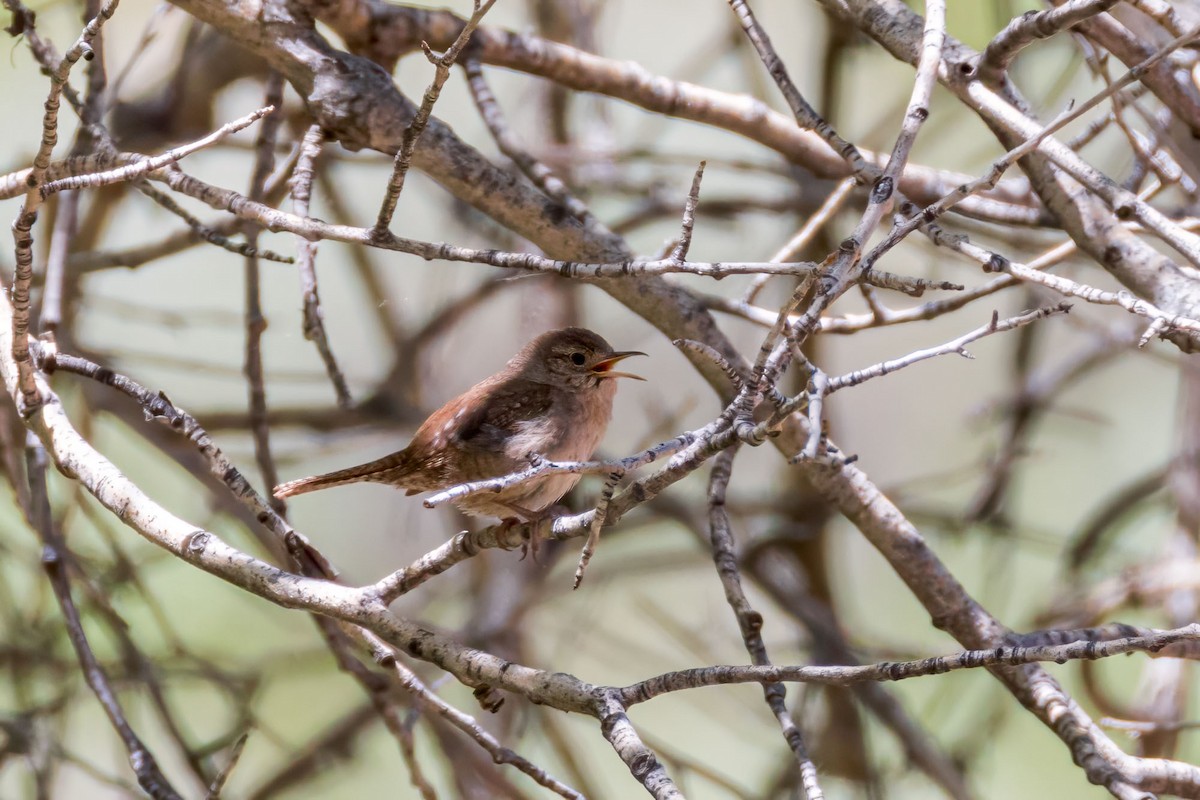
[135,182,294,264]
[1068,466,1170,570]
[46,350,337,577]
[204,732,248,800]
[290,123,353,408]
[243,75,286,512]
[245,705,379,800]
[25,433,182,800]
[707,448,824,799]
[726,0,867,175]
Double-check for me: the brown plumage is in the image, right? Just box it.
[273,328,644,519]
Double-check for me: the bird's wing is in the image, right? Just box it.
[402,378,557,490]
[454,379,557,455]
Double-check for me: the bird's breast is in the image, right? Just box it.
[505,388,615,464]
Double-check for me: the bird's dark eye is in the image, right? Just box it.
[570,352,586,366]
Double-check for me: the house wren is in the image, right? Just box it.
[273,327,644,519]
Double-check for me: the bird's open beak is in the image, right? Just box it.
[592,351,647,381]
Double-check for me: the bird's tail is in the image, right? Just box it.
[273,451,412,499]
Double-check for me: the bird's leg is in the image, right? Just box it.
[501,502,567,562]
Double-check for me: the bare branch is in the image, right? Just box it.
[978,0,1122,85]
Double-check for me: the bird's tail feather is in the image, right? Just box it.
[273,451,411,499]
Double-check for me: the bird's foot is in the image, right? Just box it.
[508,503,569,563]
[518,524,541,563]
[518,515,554,563]
[493,513,542,561]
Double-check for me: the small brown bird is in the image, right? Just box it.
[273,328,644,520]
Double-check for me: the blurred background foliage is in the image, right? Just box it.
[0,0,1193,797]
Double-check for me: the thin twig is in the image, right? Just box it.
[9,0,121,414]
[135,183,294,264]
[573,469,623,589]
[707,447,824,799]
[204,732,249,799]
[617,624,1200,705]
[825,304,1074,394]
[39,106,274,197]
[243,76,286,512]
[290,123,353,408]
[745,177,857,303]
[726,0,868,175]
[463,58,602,232]
[148,163,960,291]
[363,631,585,799]
[374,0,498,232]
[421,435,696,510]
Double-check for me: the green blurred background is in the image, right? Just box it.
[1,0,1188,797]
